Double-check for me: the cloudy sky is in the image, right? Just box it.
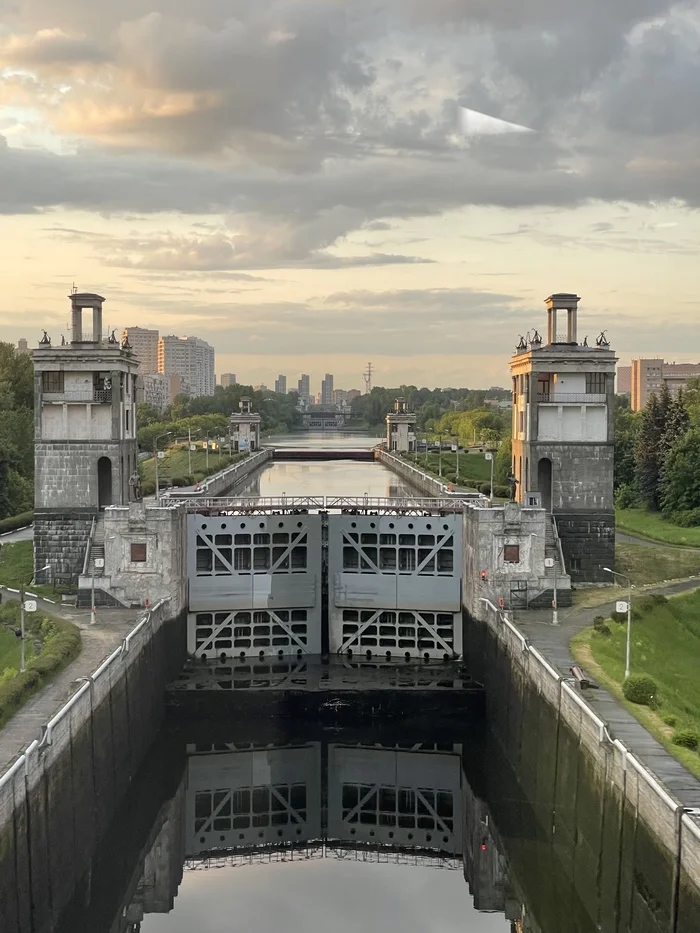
[2,0,699,390]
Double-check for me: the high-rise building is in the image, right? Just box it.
[158,335,215,398]
[221,373,237,387]
[298,374,310,402]
[16,337,29,354]
[321,373,334,407]
[630,358,700,411]
[274,374,287,395]
[616,365,631,396]
[137,372,171,413]
[122,326,159,373]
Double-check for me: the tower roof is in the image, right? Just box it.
[70,292,106,303]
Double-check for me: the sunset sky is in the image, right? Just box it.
[1,0,699,391]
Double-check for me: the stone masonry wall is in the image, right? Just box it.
[556,511,615,583]
[33,512,95,584]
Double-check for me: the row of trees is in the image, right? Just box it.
[616,380,700,525]
[0,344,34,520]
[350,386,510,433]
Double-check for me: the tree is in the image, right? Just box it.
[635,393,666,510]
[661,428,700,515]
[660,390,690,458]
[136,402,162,429]
[614,406,640,492]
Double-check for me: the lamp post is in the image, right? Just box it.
[451,433,460,482]
[188,426,193,476]
[604,567,633,679]
[438,433,444,478]
[154,431,172,503]
[205,433,210,470]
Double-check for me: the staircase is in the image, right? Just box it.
[544,515,565,579]
[88,514,105,577]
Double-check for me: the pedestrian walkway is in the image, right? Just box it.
[515,578,700,806]
[0,585,140,774]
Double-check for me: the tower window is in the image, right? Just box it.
[504,545,520,563]
[585,373,606,394]
[42,371,64,393]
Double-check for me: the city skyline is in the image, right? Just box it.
[1,3,699,387]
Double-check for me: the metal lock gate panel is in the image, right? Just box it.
[328,513,463,660]
[187,513,322,659]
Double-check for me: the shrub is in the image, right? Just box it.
[141,480,155,496]
[593,617,611,636]
[444,473,458,484]
[668,508,700,528]
[610,610,627,623]
[493,484,511,499]
[672,728,700,750]
[615,483,638,510]
[170,476,188,487]
[622,674,659,707]
[662,713,677,727]
[184,474,195,486]
[479,483,492,495]
[193,473,205,484]
[0,511,34,534]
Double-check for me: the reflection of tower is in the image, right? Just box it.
[32,292,139,582]
[124,773,186,925]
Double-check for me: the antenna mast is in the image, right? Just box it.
[362,362,373,395]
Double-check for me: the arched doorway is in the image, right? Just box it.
[538,457,552,512]
[98,456,113,509]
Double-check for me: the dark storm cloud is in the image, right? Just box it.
[1,0,699,269]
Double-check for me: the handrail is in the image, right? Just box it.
[82,515,96,577]
[552,514,566,574]
[478,597,686,812]
[0,597,172,785]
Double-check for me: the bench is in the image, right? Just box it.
[570,664,597,690]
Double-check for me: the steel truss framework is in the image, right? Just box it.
[170,495,478,514]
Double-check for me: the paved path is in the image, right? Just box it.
[0,586,140,774]
[517,579,700,806]
[616,530,700,550]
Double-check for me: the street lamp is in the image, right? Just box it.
[450,433,460,482]
[604,567,633,679]
[438,433,444,478]
[154,431,172,503]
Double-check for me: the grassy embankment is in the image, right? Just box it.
[0,597,81,728]
[0,539,67,601]
[616,508,700,547]
[139,446,249,494]
[572,590,700,780]
[400,452,499,493]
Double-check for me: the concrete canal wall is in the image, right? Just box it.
[193,448,271,496]
[0,600,187,933]
[465,603,700,933]
[377,449,455,497]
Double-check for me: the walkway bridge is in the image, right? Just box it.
[179,496,465,664]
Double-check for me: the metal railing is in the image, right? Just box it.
[0,598,171,791]
[43,389,113,403]
[478,598,700,907]
[551,514,566,574]
[167,495,474,514]
[536,393,606,403]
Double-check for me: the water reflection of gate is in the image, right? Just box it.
[184,743,463,863]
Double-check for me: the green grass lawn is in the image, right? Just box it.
[140,444,241,487]
[0,540,64,600]
[615,541,700,585]
[617,508,700,547]
[403,452,492,488]
[572,591,700,779]
[0,626,27,672]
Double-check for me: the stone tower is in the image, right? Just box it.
[509,293,617,581]
[229,397,261,452]
[385,398,417,453]
[32,293,139,582]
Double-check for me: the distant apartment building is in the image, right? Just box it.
[333,388,347,406]
[274,374,287,395]
[137,372,171,414]
[16,337,29,354]
[220,373,237,387]
[616,365,631,396]
[122,326,159,373]
[630,358,700,411]
[157,335,215,398]
[253,384,268,393]
[298,374,311,402]
[321,373,334,407]
[346,389,362,403]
